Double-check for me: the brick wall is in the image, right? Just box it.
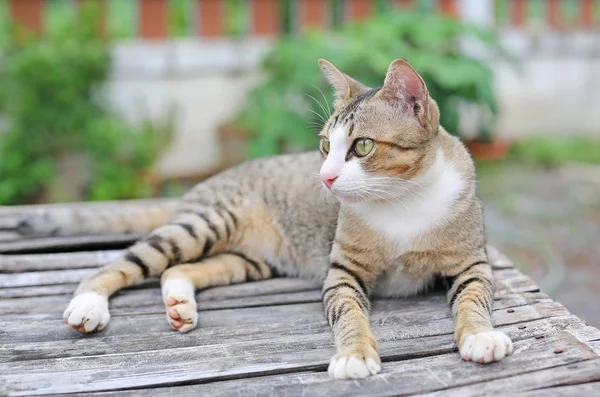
[5,0,600,39]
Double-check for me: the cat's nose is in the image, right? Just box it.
[321,174,338,189]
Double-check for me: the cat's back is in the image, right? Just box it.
[197,151,329,204]
[181,151,339,279]
[227,151,339,225]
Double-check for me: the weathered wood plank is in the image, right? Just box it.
[422,359,600,397]
[514,381,600,397]
[55,343,600,397]
[589,340,600,356]
[0,234,140,254]
[0,302,584,364]
[1,330,594,396]
[564,325,600,346]
[0,287,324,316]
[494,268,540,295]
[0,303,324,343]
[0,250,122,273]
[0,268,95,288]
[0,268,548,317]
[0,284,75,299]
[0,263,521,308]
[2,201,596,397]
[0,298,573,367]
[0,277,322,314]
[0,292,547,347]
[0,271,320,299]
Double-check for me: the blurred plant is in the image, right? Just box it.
[0,1,173,205]
[84,106,176,201]
[169,0,194,37]
[510,137,600,167]
[236,11,509,158]
[225,0,248,37]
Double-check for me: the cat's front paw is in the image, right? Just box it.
[162,279,198,333]
[460,331,513,364]
[328,344,381,379]
[63,292,110,333]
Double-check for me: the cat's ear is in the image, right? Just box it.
[379,59,437,131]
[318,59,369,103]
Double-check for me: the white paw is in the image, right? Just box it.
[460,331,513,363]
[162,279,198,333]
[328,349,381,379]
[63,292,110,333]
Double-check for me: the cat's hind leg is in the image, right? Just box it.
[64,203,238,333]
[161,252,274,332]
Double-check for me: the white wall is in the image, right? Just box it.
[493,31,600,139]
[105,39,270,178]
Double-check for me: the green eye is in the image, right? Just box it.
[354,138,374,157]
[322,138,330,154]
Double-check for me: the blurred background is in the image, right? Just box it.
[0,0,598,326]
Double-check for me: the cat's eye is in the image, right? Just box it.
[322,138,330,154]
[354,138,374,157]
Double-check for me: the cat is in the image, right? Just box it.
[62,58,512,379]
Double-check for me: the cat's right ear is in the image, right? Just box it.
[318,59,369,104]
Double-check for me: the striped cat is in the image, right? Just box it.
[63,59,512,379]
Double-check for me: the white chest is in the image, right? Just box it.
[355,151,465,256]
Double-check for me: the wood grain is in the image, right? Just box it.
[0,200,596,396]
[0,234,139,254]
[0,250,123,273]
[0,291,553,348]
[423,359,600,397]
[1,331,596,396]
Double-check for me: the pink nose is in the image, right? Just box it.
[321,175,338,189]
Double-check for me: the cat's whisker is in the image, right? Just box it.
[308,126,325,134]
[365,188,407,210]
[363,181,426,208]
[364,182,416,196]
[304,93,330,121]
[308,121,325,130]
[364,190,396,207]
[312,84,332,117]
[307,108,327,124]
[364,177,425,189]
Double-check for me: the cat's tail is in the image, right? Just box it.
[12,199,178,237]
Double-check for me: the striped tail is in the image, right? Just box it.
[14,200,178,237]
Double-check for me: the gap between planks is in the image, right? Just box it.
[0,294,567,363]
[1,329,597,396]
[0,267,538,318]
[52,355,600,397]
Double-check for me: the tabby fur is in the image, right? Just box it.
[63,59,512,379]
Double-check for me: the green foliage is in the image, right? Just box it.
[0,2,173,205]
[225,0,248,37]
[106,0,138,39]
[237,11,508,158]
[510,137,600,166]
[169,0,194,37]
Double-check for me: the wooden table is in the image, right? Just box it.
[1,201,599,396]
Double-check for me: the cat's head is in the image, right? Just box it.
[317,59,441,204]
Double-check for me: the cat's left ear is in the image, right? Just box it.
[379,59,439,133]
[318,59,370,105]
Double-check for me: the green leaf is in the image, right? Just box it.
[235,8,511,150]
[0,4,173,204]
